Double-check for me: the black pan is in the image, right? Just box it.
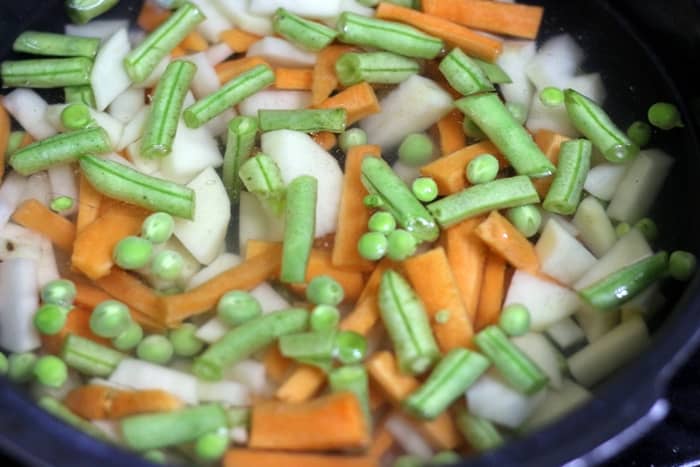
[1,0,699,466]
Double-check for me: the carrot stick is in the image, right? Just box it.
[444,217,487,321]
[76,174,103,232]
[64,385,183,420]
[375,2,502,62]
[311,45,355,106]
[180,31,209,52]
[215,56,270,84]
[311,131,337,151]
[436,110,466,156]
[250,392,370,451]
[263,346,293,384]
[315,82,381,125]
[219,29,262,53]
[475,210,539,273]
[0,98,10,180]
[274,68,314,90]
[369,384,387,411]
[332,145,381,272]
[419,141,506,195]
[40,307,111,355]
[357,258,397,304]
[275,365,326,403]
[340,295,381,336]
[161,245,282,324]
[475,252,507,331]
[532,129,570,198]
[137,2,170,32]
[12,199,76,252]
[422,0,544,40]
[368,420,394,460]
[224,450,378,467]
[403,247,474,351]
[71,204,148,280]
[95,269,166,327]
[63,384,111,420]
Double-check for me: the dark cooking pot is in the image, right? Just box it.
[2,0,700,466]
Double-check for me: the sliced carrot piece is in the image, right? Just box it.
[311,131,337,151]
[76,174,102,233]
[95,269,166,328]
[368,419,395,460]
[110,389,183,419]
[533,129,570,198]
[263,346,293,384]
[475,252,508,331]
[311,45,355,106]
[137,2,170,32]
[216,56,270,84]
[475,211,539,273]
[219,29,262,53]
[436,110,466,156]
[40,307,111,355]
[180,31,208,52]
[444,217,487,321]
[0,98,10,180]
[12,199,76,252]
[315,82,381,125]
[64,385,112,420]
[224,450,378,467]
[274,67,314,90]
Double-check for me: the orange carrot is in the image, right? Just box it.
[219,29,262,53]
[376,2,502,62]
[311,45,355,106]
[263,346,293,384]
[422,0,544,40]
[64,385,183,420]
[161,245,282,324]
[216,56,270,84]
[444,217,487,321]
[369,384,387,411]
[368,420,394,460]
[40,307,111,355]
[180,31,208,52]
[275,365,326,403]
[311,131,337,151]
[315,82,381,125]
[250,392,370,451]
[76,174,102,232]
[475,252,508,331]
[71,204,148,280]
[533,129,570,198]
[170,46,186,58]
[95,269,166,327]
[0,98,10,180]
[224,450,378,467]
[476,210,539,272]
[436,110,466,156]
[404,247,474,351]
[137,2,170,32]
[332,145,381,272]
[64,384,111,420]
[420,141,506,195]
[12,199,76,252]
[357,258,397,304]
[274,67,314,90]
[340,295,381,336]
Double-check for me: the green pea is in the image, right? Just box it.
[7,352,37,383]
[61,103,92,130]
[358,231,388,261]
[626,121,652,147]
[398,132,434,167]
[50,196,75,213]
[0,353,8,375]
[141,212,175,244]
[669,250,696,281]
[339,128,368,152]
[634,217,658,242]
[112,321,144,351]
[306,275,345,306]
[90,300,131,338]
[466,153,499,185]
[151,249,185,281]
[615,222,631,238]
[40,279,77,307]
[393,455,423,467]
[506,205,542,238]
[137,335,174,364]
[412,177,439,203]
[194,431,229,461]
[310,305,341,331]
[499,304,531,337]
[113,236,153,270]
[506,101,527,125]
[217,290,262,326]
[648,102,683,130]
[539,86,564,107]
[334,330,367,364]
[33,303,70,335]
[363,194,384,209]
[386,229,417,261]
[169,323,205,357]
[33,355,68,388]
[368,211,397,234]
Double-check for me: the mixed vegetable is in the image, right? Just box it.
[0,0,694,466]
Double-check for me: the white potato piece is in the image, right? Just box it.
[184,52,221,99]
[3,89,56,139]
[213,0,275,36]
[584,163,628,201]
[197,380,250,406]
[526,34,584,89]
[239,90,312,116]
[511,333,563,389]
[247,37,317,67]
[126,140,161,175]
[249,0,342,18]
[572,197,617,258]
[206,43,234,65]
[576,304,620,343]
[385,414,434,459]
[187,253,242,290]
[238,192,285,254]
[520,378,591,432]
[535,219,596,285]
[0,258,41,352]
[321,0,373,27]
[109,358,199,404]
[0,172,27,230]
[497,40,536,110]
[133,57,170,89]
[65,20,129,40]
[567,72,606,104]
[160,116,224,183]
[545,317,586,352]
[526,93,578,137]
[117,105,149,150]
[91,29,132,111]
[108,87,145,123]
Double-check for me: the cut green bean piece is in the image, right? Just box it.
[474,326,549,395]
[455,408,504,452]
[9,127,110,176]
[61,103,93,130]
[543,139,592,215]
[404,348,490,420]
[65,85,96,108]
[273,8,338,52]
[329,365,372,428]
[279,329,337,362]
[13,31,100,58]
[439,48,494,96]
[361,157,439,242]
[281,175,317,284]
[66,0,119,24]
[38,397,109,441]
[378,270,440,375]
[223,116,258,202]
[193,308,308,381]
[141,60,196,158]
[579,251,669,311]
[122,404,228,451]
[5,131,27,156]
[80,155,195,219]
[457,93,556,177]
[61,334,124,377]
[124,2,205,83]
[336,12,444,59]
[335,52,420,87]
[2,57,92,89]
[564,89,639,163]
[258,109,347,133]
[427,176,540,228]
[184,64,275,128]
[473,58,512,84]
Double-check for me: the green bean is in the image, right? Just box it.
[337,13,443,59]
[223,116,258,202]
[455,408,503,452]
[328,365,372,427]
[404,348,490,420]
[281,175,317,284]
[38,397,109,441]
[273,8,338,52]
[361,157,439,242]
[61,334,124,377]
[457,93,556,177]
[473,58,511,84]
[543,139,592,215]
[124,2,205,83]
[1,57,92,88]
[122,404,228,451]
[279,329,337,362]
[378,269,440,375]
[193,308,308,381]
[474,326,549,395]
[141,60,197,158]
[64,85,96,108]
[13,31,100,58]
[564,89,639,163]
[238,153,286,216]
[335,52,420,87]
[579,251,668,311]
[184,64,275,128]
[9,127,111,176]
[66,0,119,24]
[427,175,540,228]
[439,48,494,96]
[80,155,195,219]
[258,109,347,133]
